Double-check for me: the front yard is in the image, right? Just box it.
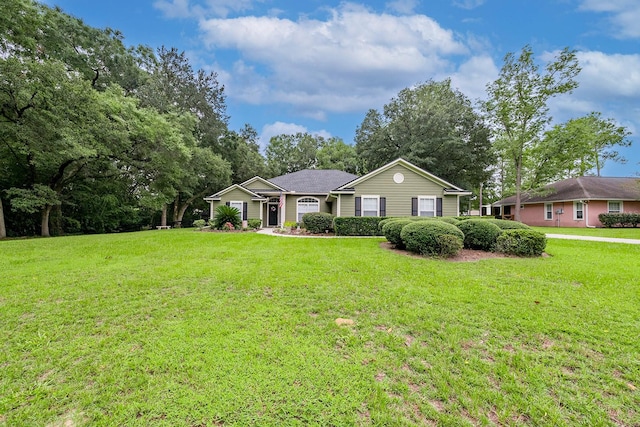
[1,230,638,426]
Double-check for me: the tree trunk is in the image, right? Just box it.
[478,183,483,217]
[514,156,522,222]
[41,205,52,237]
[161,204,167,227]
[172,200,182,228]
[0,197,6,238]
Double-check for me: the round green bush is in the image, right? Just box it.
[457,219,502,251]
[437,217,461,226]
[485,218,530,230]
[496,229,547,256]
[400,220,465,257]
[302,212,334,233]
[377,217,398,234]
[382,219,413,249]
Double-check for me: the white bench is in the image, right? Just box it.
[156,225,171,230]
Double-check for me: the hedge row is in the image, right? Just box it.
[334,217,386,236]
[598,213,640,228]
[302,212,334,233]
[381,217,544,258]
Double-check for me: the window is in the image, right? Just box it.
[608,201,622,213]
[545,203,553,220]
[297,197,319,222]
[418,196,436,217]
[574,201,584,220]
[229,201,243,221]
[362,196,379,217]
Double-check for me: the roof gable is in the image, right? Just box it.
[240,176,285,192]
[205,184,262,200]
[336,158,468,193]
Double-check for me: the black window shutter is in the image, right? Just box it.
[436,198,443,217]
[379,197,386,217]
[355,197,361,216]
[225,201,230,206]
[411,197,417,216]
[243,202,248,220]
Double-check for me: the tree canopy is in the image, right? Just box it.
[355,79,495,190]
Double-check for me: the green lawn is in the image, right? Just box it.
[1,230,639,426]
[534,226,640,239]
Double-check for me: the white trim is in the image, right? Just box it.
[209,201,214,220]
[608,200,623,213]
[229,200,244,221]
[574,201,584,220]
[296,196,320,223]
[545,203,553,221]
[417,195,437,217]
[337,194,341,217]
[361,195,380,217]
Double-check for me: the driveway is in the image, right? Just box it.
[545,234,640,245]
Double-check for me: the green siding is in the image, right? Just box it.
[244,179,278,191]
[345,164,460,217]
[211,188,261,220]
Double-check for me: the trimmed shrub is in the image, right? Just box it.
[437,217,461,226]
[496,229,547,257]
[382,219,413,249]
[457,219,502,251]
[193,219,207,230]
[334,216,386,236]
[302,212,334,233]
[599,213,640,228]
[213,205,241,229]
[485,218,530,230]
[247,218,262,229]
[400,220,465,257]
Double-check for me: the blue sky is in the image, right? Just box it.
[41,0,639,176]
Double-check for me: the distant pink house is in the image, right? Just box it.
[493,177,640,228]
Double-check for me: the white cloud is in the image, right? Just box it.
[447,55,498,101]
[154,0,192,18]
[452,0,485,10]
[154,0,257,19]
[198,4,467,114]
[258,122,330,149]
[579,0,640,39]
[576,51,640,99]
[386,0,418,15]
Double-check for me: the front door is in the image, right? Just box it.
[268,203,278,226]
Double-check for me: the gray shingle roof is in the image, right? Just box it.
[494,176,640,205]
[267,169,359,193]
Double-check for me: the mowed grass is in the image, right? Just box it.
[1,230,639,426]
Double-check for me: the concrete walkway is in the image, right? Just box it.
[545,234,640,245]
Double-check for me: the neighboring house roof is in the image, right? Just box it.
[494,176,640,206]
[268,169,359,193]
[335,158,471,195]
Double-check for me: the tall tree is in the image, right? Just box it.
[355,79,494,190]
[483,45,580,221]
[316,137,362,174]
[531,112,631,184]
[137,46,230,226]
[266,133,322,176]
[219,125,267,183]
